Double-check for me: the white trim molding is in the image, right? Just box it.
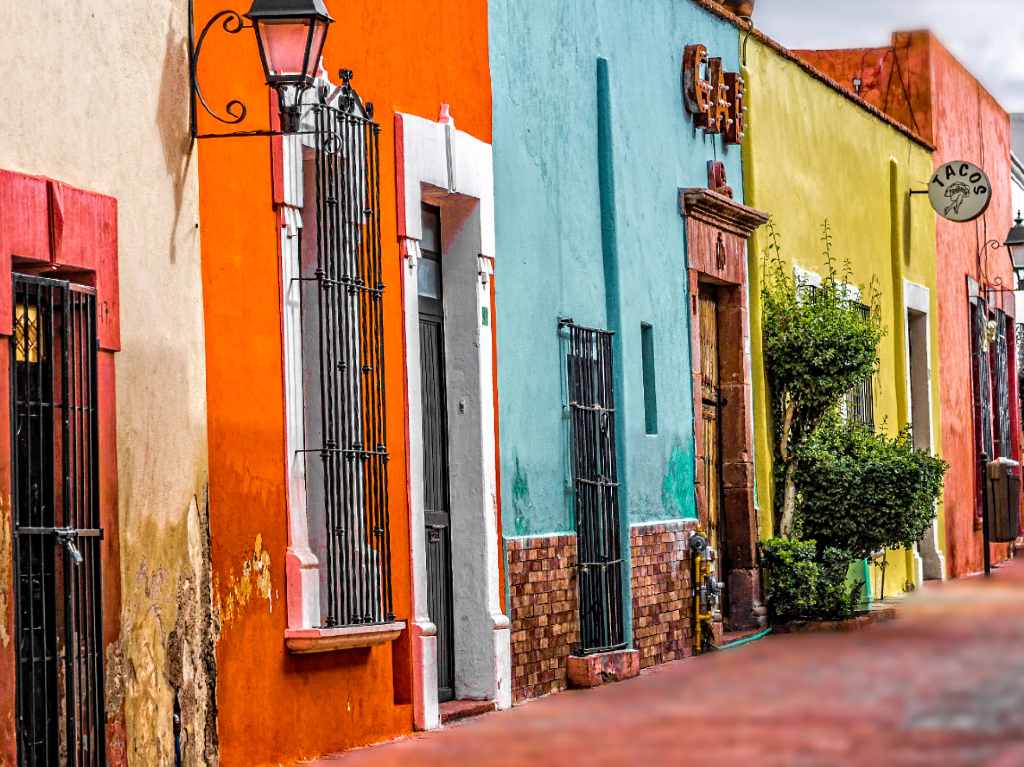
[396,107,510,730]
[903,279,946,582]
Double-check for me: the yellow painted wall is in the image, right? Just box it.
[742,38,943,598]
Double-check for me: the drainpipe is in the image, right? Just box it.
[596,57,634,646]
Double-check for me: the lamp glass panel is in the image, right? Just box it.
[258,19,314,78]
[305,20,328,78]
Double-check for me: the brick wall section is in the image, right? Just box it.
[630,522,695,669]
[506,534,579,703]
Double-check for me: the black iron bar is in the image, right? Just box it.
[337,105,358,625]
[300,85,392,630]
[564,321,624,655]
[88,288,105,764]
[312,106,336,625]
[981,451,992,577]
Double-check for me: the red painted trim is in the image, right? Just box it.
[0,168,121,765]
[394,114,407,242]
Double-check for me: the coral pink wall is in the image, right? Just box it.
[798,32,1018,578]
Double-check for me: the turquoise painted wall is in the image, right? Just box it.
[491,1,743,537]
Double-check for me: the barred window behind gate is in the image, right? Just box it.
[845,303,875,430]
[993,309,1011,458]
[298,88,393,628]
[802,285,874,429]
[560,319,625,655]
[971,298,994,519]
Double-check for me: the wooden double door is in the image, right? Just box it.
[699,285,727,609]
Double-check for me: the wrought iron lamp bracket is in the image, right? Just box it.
[189,2,266,138]
[188,1,371,139]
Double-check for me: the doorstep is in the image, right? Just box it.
[439,699,496,725]
[566,648,640,689]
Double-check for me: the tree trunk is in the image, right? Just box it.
[779,460,797,538]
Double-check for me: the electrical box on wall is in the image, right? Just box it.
[987,458,1022,543]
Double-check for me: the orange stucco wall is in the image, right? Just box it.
[798,32,1018,579]
[195,1,491,764]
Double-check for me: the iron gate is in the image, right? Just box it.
[971,297,994,520]
[561,319,625,655]
[12,275,105,766]
[302,74,394,628]
[992,309,1011,458]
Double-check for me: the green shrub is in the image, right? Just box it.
[761,538,862,622]
[760,538,818,623]
[815,546,861,620]
[794,417,948,561]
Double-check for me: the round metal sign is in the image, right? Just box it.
[928,161,992,222]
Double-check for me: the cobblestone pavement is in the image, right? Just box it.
[312,556,1024,767]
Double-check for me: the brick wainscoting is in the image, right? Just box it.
[630,521,695,669]
[506,534,578,703]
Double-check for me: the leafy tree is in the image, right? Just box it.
[760,220,883,537]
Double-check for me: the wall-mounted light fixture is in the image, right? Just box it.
[189,0,333,138]
[978,212,1024,298]
[1006,212,1024,290]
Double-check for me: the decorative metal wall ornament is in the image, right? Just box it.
[682,43,745,145]
[188,0,336,139]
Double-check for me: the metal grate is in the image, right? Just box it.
[845,303,875,430]
[971,298,994,520]
[992,309,1011,458]
[300,80,393,627]
[561,319,625,655]
[12,275,105,766]
[1017,322,1024,433]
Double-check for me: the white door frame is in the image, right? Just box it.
[903,279,946,581]
[396,108,511,729]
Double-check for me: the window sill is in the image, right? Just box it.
[285,621,406,654]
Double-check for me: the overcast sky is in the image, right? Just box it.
[754,0,1024,113]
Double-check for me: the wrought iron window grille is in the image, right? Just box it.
[296,80,393,629]
[558,319,626,656]
[800,285,874,430]
[12,275,105,766]
[845,303,875,431]
[992,309,1012,459]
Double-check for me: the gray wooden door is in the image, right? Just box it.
[418,204,455,702]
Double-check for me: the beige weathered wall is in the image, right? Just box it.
[0,2,216,764]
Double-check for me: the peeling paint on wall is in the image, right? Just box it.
[167,494,220,766]
[220,533,273,625]
[510,456,535,536]
[661,441,697,519]
[121,494,219,767]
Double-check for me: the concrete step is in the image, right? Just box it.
[440,699,496,725]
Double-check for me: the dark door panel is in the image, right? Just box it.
[419,295,455,702]
[13,275,105,767]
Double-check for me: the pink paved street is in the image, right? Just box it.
[313,557,1024,767]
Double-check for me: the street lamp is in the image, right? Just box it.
[247,0,333,90]
[1005,212,1024,290]
[189,0,334,138]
